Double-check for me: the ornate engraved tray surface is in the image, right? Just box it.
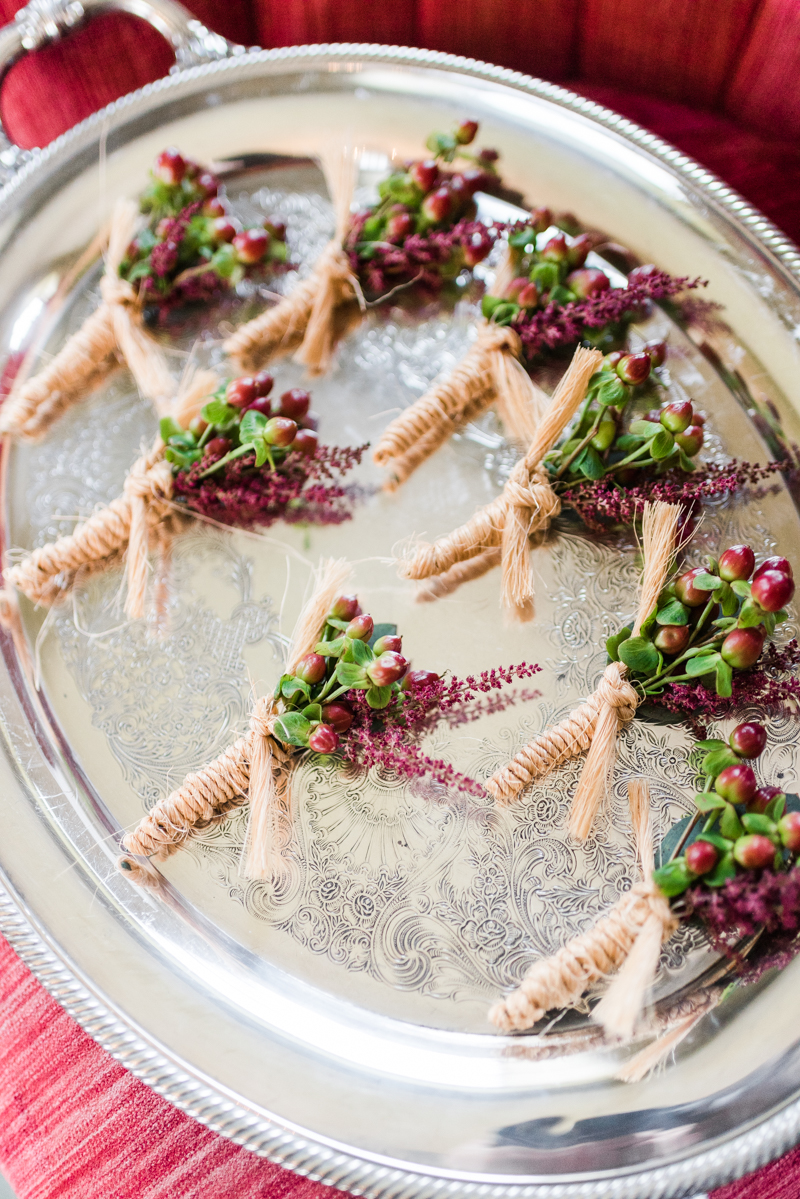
[1,43,800,1199]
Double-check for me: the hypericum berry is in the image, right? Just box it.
[188,416,207,438]
[226,377,257,409]
[733,834,776,870]
[367,652,409,686]
[477,147,499,164]
[754,556,793,581]
[410,159,439,193]
[715,762,758,805]
[729,721,767,759]
[659,400,693,434]
[401,669,441,691]
[233,228,269,264]
[604,351,625,370]
[566,268,610,298]
[686,840,719,875]
[674,566,711,607]
[455,119,479,145]
[719,544,755,583]
[421,187,452,223]
[373,634,402,655]
[645,339,666,366]
[254,370,274,397]
[244,397,273,417]
[692,411,707,426]
[330,595,360,621]
[505,276,529,301]
[517,282,539,308]
[675,424,704,456]
[721,626,765,669]
[301,410,320,431]
[591,417,617,452]
[529,206,552,233]
[308,723,339,754]
[196,171,218,198]
[463,234,492,266]
[615,351,652,385]
[653,624,690,654]
[263,218,287,241]
[296,653,326,684]
[212,218,237,243]
[778,811,800,852]
[749,785,784,814]
[541,233,569,263]
[321,701,353,733]
[347,614,374,641]
[567,234,591,268]
[155,147,186,185]
[204,437,232,459]
[289,429,318,457]
[263,417,297,447]
[751,569,795,612]
[386,211,414,242]
[277,388,311,420]
[203,197,226,218]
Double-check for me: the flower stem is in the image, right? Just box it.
[554,414,603,479]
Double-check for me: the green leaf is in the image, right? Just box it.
[301,704,323,723]
[737,600,764,628]
[350,638,374,667]
[657,815,697,866]
[776,610,789,624]
[325,618,350,631]
[618,635,660,674]
[369,622,397,648]
[692,572,723,591]
[711,616,737,631]
[606,626,632,662]
[481,294,504,319]
[201,397,238,427]
[614,433,646,452]
[366,685,392,710]
[763,611,777,637]
[273,711,311,747]
[650,428,675,460]
[677,448,697,472]
[695,738,727,751]
[281,676,310,702]
[530,261,560,291]
[719,582,739,617]
[701,746,739,776]
[766,793,787,821]
[159,416,183,442]
[694,792,727,812]
[576,445,605,479]
[653,859,694,897]
[696,832,733,851]
[730,580,751,598]
[239,409,267,442]
[595,376,627,407]
[742,813,778,837]
[715,657,733,697]
[656,599,690,626]
[508,225,536,249]
[705,853,737,887]
[164,446,201,470]
[720,803,745,841]
[686,653,720,677]
[629,419,660,438]
[335,661,369,689]
[315,637,345,657]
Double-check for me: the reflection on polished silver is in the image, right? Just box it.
[1,42,800,1199]
[15,0,84,51]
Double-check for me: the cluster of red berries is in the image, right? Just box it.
[484,220,611,323]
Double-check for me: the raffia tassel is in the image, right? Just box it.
[0,199,174,441]
[397,345,603,619]
[490,780,677,1034]
[121,558,352,882]
[615,990,720,1083]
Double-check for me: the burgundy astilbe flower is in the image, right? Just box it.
[652,640,800,729]
[346,217,499,299]
[149,201,203,280]
[174,443,367,530]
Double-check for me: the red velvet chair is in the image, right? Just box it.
[0,4,797,1197]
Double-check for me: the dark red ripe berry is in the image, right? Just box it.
[567,234,591,268]
[347,614,374,641]
[263,218,287,241]
[308,723,339,754]
[196,171,218,197]
[263,417,298,447]
[301,411,319,431]
[674,566,710,607]
[734,834,776,870]
[778,811,800,852]
[749,785,784,814]
[233,228,269,264]
[686,840,718,875]
[477,147,499,164]
[505,276,530,301]
[721,626,765,669]
[290,429,318,457]
[401,669,441,691]
[463,232,492,266]
[675,424,704,456]
[203,197,226,218]
[715,762,758,805]
[751,569,795,612]
[754,556,793,581]
[567,268,610,299]
[615,351,652,385]
[244,397,273,417]
[645,339,667,367]
[653,625,690,654]
[212,218,236,243]
[422,187,452,222]
[205,437,231,459]
[455,119,479,145]
[155,147,186,185]
[386,211,414,242]
[719,545,755,583]
[729,721,767,759]
[321,702,353,734]
[692,411,707,426]
[410,159,439,193]
[373,634,402,655]
[277,388,311,420]
[628,263,658,284]
[659,400,694,434]
[530,206,552,233]
[296,653,326,685]
[330,596,360,621]
[541,233,569,263]
[226,377,257,409]
[367,652,409,686]
[604,351,625,370]
[517,282,539,308]
[254,371,274,397]
[188,416,207,438]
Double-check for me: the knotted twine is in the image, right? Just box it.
[0,199,174,441]
[485,500,681,839]
[0,368,216,621]
[397,345,603,620]
[224,150,364,377]
[490,780,677,1037]
[374,323,550,489]
[119,558,351,885]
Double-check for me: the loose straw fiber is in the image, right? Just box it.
[1,200,174,440]
[490,780,676,1035]
[485,500,681,841]
[224,149,363,377]
[397,345,603,619]
[120,559,351,885]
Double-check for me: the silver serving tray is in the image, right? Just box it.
[1,13,800,1199]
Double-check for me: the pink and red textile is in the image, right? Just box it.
[0,2,797,1196]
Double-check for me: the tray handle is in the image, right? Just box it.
[0,0,246,183]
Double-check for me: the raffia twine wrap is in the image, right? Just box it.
[397,345,603,620]
[224,149,363,377]
[490,780,677,1037]
[0,368,216,621]
[485,500,682,839]
[119,558,351,884]
[374,323,550,488]
[0,199,174,441]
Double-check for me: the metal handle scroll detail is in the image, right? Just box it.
[0,0,245,184]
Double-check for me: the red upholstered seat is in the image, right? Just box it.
[0,4,796,1198]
